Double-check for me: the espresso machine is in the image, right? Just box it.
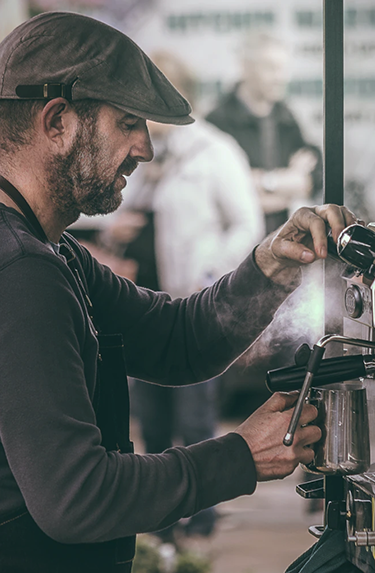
[266,222,375,572]
[264,1,375,570]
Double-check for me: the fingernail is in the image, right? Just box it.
[320,246,327,257]
[300,250,314,262]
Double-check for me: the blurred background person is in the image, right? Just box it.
[204,32,324,420]
[206,32,323,235]
[99,50,265,543]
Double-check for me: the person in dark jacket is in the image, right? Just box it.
[0,11,355,573]
[206,32,323,235]
[206,33,324,418]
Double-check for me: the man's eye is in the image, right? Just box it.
[120,121,138,131]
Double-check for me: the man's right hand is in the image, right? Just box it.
[234,392,321,481]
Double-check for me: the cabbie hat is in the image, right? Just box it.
[0,11,194,125]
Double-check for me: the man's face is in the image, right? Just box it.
[243,45,290,104]
[45,104,154,220]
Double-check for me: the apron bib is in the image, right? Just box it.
[0,240,136,573]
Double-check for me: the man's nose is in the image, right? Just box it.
[130,121,154,163]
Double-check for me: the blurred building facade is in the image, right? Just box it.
[7,0,375,221]
[0,0,28,39]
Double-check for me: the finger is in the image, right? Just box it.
[315,204,357,242]
[294,205,354,258]
[272,234,317,264]
[302,208,334,259]
[342,206,360,227]
[273,207,329,261]
[265,391,298,412]
[298,444,316,466]
[299,403,318,426]
[297,424,322,448]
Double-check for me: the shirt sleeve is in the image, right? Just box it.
[0,245,295,545]
[80,240,296,384]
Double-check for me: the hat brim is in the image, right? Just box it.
[111,102,195,125]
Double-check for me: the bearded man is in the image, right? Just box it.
[0,11,356,573]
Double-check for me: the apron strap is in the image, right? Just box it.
[97,333,133,454]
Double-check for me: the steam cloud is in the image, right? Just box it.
[240,261,344,371]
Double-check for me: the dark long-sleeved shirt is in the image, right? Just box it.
[0,203,294,544]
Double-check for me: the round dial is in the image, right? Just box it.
[345,285,363,319]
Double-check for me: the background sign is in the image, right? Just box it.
[1,0,375,217]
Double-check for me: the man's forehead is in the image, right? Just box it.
[104,104,142,122]
[95,103,141,123]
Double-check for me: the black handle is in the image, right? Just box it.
[266,354,366,393]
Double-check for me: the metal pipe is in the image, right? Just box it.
[283,334,375,446]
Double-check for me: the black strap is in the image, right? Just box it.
[15,83,72,100]
[0,175,47,242]
[59,239,132,453]
[58,237,98,327]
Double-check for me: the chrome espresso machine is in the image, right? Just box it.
[265,1,375,570]
[266,223,375,573]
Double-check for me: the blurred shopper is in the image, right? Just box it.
[103,51,264,542]
[206,32,323,235]
[206,33,323,417]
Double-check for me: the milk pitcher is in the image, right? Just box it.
[303,383,370,475]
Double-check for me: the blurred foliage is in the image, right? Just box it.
[132,537,212,573]
[175,551,211,573]
[133,537,163,573]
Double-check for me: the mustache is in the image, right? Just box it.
[117,156,139,177]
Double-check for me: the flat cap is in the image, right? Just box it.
[0,11,194,125]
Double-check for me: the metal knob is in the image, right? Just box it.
[348,531,375,547]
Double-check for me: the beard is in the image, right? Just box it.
[44,117,138,223]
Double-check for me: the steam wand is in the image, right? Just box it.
[283,334,375,446]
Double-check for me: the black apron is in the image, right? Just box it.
[0,238,136,573]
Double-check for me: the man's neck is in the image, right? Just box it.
[237,83,274,118]
[0,171,66,243]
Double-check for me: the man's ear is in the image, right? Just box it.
[40,98,77,149]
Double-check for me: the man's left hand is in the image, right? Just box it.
[255,204,359,285]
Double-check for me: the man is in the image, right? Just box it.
[0,11,355,573]
[206,32,323,235]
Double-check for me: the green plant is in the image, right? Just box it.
[175,551,211,573]
[132,536,212,573]
[132,538,163,573]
